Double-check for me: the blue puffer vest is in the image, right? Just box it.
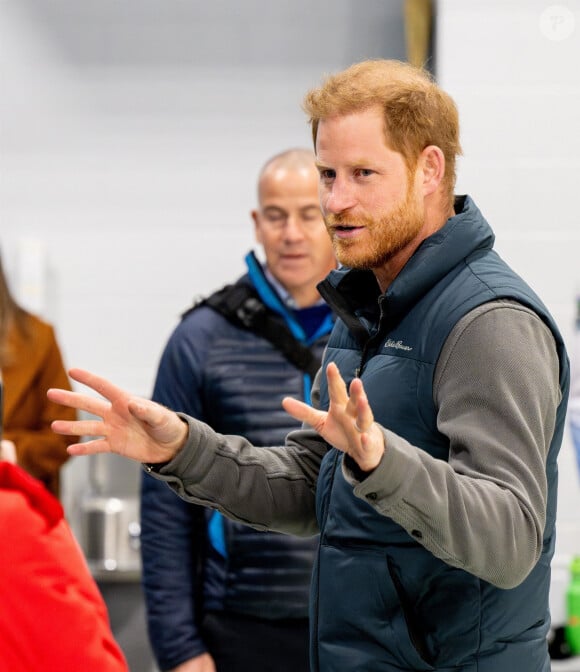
[311,196,569,672]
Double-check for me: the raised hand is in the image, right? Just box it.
[282,362,385,472]
[47,368,188,464]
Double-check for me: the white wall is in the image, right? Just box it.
[2,0,579,629]
[0,4,406,669]
[0,0,405,524]
[437,0,580,626]
[0,0,405,397]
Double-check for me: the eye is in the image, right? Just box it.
[301,207,322,221]
[355,168,373,178]
[318,168,335,181]
[263,209,286,222]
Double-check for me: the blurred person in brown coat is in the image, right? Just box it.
[0,251,76,497]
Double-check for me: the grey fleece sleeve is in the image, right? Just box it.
[146,416,327,538]
[344,300,561,589]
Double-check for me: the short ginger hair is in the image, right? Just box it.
[303,59,462,209]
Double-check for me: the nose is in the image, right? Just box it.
[282,215,306,241]
[321,178,356,214]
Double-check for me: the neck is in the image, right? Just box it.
[289,287,324,308]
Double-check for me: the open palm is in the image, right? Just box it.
[282,362,385,472]
[48,368,188,464]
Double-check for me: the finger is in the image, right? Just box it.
[47,388,110,416]
[349,377,374,432]
[128,397,170,428]
[51,419,104,437]
[67,438,112,456]
[282,396,325,430]
[68,368,127,404]
[325,362,349,406]
[128,398,188,450]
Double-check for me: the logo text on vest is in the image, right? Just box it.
[384,339,413,351]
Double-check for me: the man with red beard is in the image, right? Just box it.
[48,60,569,672]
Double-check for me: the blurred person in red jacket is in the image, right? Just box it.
[0,439,128,672]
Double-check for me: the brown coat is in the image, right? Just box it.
[2,313,77,497]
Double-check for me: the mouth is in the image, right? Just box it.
[331,224,365,239]
[280,253,307,262]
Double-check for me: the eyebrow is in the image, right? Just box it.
[315,159,373,170]
[262,204,320,214]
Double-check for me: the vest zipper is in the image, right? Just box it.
[313,449,340,671]
[355,296,390,378]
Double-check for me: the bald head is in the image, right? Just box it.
[252,147,336,307]
[257,148,317,202]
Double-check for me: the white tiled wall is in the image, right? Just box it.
[0,4,406,669]
[0,0,405,398]
[2,0,579,636]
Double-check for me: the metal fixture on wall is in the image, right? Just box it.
[78,453,142,581]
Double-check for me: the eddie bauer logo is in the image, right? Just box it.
[384,339,413,352]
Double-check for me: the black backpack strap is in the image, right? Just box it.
[198,283,322,379]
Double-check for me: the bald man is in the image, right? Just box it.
[140,149,336,672]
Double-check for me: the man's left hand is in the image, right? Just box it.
[282,362,385,472]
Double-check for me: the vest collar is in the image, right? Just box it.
[318,195,495,327]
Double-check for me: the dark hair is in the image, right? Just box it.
[0,253,31,366]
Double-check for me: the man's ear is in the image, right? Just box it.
[251,210,263,245]
[419,145,445,196]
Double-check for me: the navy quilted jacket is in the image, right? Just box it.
[140,252,334,670]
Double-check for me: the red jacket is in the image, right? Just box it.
[0,462,128,672]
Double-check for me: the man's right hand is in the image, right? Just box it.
[170,653,217,672]
[47,368,189,464]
